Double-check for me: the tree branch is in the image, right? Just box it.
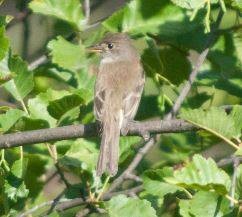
[18,185,143,217]
[0,119,197,149]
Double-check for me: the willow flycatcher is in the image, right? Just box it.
[88,33,145,176]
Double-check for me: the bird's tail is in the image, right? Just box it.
[96,114,120,176]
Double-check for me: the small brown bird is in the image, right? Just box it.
[88,33,145,176]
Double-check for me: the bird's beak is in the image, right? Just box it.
[86,44,102,53]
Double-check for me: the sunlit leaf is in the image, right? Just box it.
[106,195,157,217]
[59,139,99,171]
[3,55,34,102]
[48,36,86,71]
[0,109,25,132]
[179,191,230,217]
[180,107,239,146]
[103,0,186,35]
[29,0,85,30]
[166,154,231,194]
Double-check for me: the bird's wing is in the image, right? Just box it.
[122,70,145,121]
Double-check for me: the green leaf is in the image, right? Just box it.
[4,159,29,202]
[3,55,34,102]
[232,0,242,10]
[106,195,157,217]
[29,0,85,30]
[166,154,231,194]
[13,117,49,131]
[236,164,242,199]
[142,38,190,85]
[179,191,230,217]
[143,178,182,199]
[103,0,185,34]
[235,148,242,156]
[0,26,9,61]
[47,93,84,120]
[170,0,203,9]
[180,107,239,147]
[0,109,25,132]
[28,89,70,127]
[230,105,242,137]
[171,0,219,9]
[59,139,99,171]
[48,36,86,71]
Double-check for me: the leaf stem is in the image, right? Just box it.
[20,99,29,116]
[225,194,239,205]
[96,176,110,201]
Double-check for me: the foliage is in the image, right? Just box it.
[0,0,241,216]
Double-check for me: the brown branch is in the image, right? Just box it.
[18,185,143,217]
[0,119,197,149]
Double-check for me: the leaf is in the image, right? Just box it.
[0,109,25,132]
[13,117,49,131]
[171,0,218,9]
[3,55,34,102]
[236,164,242,199]
[142,38,190,85]
[103,0,186,35]
[143,178,182,199]
[232,0,242,10]
[170,0,203,9]
[28,89,70,127]
[106,195,157,217]
[230,105,242,137]
[166,154,231,195]
[180,107,239,147]
[0,26,9,61]
[4,159,29,202]
[48,36,86,71]
[59,139,99,171]
[47,93,84,119]
[29,0,85,30]
[179,191,230,217]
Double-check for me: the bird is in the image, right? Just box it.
[88,33,145,176]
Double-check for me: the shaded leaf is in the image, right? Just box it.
[47,93,84,119]
[142,38,190,85]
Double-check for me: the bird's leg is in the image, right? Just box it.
[121,120,150,141]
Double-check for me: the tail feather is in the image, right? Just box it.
[96,116,120,176]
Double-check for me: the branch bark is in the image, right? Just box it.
[0,119,196,149]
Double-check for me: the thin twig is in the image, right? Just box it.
[217,156,242,167]
[83,0,90,24]
[164,10,224,120]
[18,185,142,216]
[230,157,240,207]
[107,138,155,193]
[28,55,47,70]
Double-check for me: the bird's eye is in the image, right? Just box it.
[107,43,113,49]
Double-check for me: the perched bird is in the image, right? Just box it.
[88,33,145,176]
